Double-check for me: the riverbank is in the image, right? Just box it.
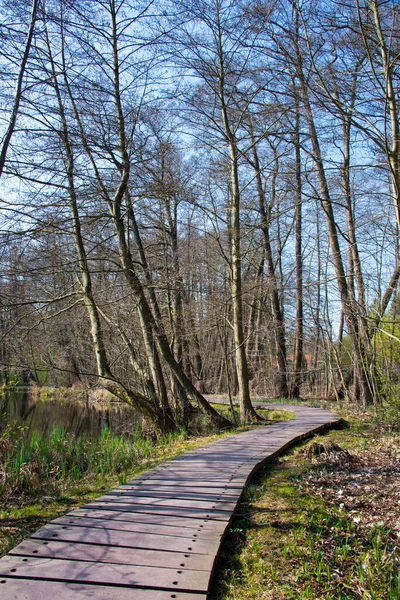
[210,405,400,600]
[0,401,291,558]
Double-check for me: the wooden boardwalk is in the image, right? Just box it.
[0,402,340,599]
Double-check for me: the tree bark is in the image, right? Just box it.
[216,11,259,423]
[247,127,289,398]
[292,88,304,398]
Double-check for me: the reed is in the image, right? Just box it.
[0,424,186,500]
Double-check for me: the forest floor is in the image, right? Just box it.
[210,402,400,600]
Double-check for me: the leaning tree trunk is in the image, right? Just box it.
[113,200,231,429]
[48,33,178,432]
[0,0,38,178]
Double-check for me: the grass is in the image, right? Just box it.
[0,401,291,559]
[209,405,400,600]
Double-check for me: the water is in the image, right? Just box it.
[0,390,141,440]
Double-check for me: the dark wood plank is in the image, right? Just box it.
[137,474,240,482]
[0,579,207,600]
[140,467,243,475]
[0,556,210,592]
[9,539,215,570]
[108,487,240,500]
[128,479,243,488]
[83,502,232,521]
[133,476,249,486]
[67,508,222,531]
[50,516,222,539]
[32,523,221,554]
[92,494,237,511]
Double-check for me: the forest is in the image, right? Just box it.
[1,0,400,433]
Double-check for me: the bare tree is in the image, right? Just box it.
[0,0,39,177]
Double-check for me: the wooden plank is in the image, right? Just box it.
[9,539,215,571]
[109,487,240,500]
[49,516,222,539]
[138,474,239,481]
[139,468,241,476]
[136,475,248,485]
[129,473,236,479]
[0,579,207,600]
[92,494,237,511]
[149,464,248,471]
[67,508,223,531]
[32,523,221,554]
[0,555,210,593]
[128,479,243,488]
[83,502,232,521]
[167,459,253,465]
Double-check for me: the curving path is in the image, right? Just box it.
[0,402,340,599]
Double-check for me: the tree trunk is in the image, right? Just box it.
[297,57,376,407]
[229,143,255,421]
[292,88,304,398]
[165,193,191,421]
[216,13,258,423]
[246,257,264,361]
[248,129,289,398]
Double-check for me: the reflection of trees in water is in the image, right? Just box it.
[69,403,91,437]
[17,391,36,421]
[1,391,139,439]
[0,391,36,435]
[0,392,8,420]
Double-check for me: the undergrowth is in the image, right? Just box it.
[0,423,187,502]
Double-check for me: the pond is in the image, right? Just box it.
[0,390,141,440]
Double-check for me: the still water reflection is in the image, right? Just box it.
[0,390,140,439]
